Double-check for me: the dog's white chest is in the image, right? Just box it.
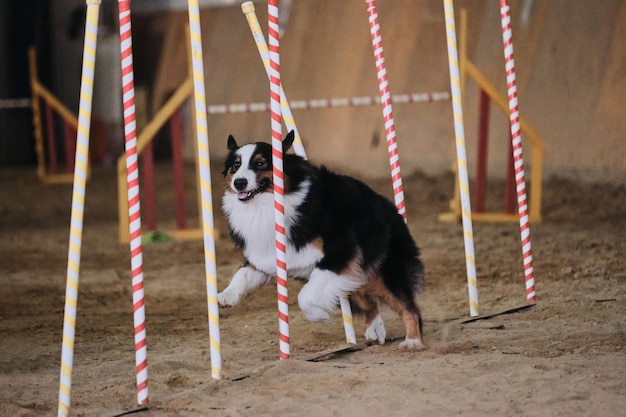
[223,181,321,278]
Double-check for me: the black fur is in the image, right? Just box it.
[223,133,425,316]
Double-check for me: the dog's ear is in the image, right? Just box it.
[227,135,239,151]
[282,130,295,153]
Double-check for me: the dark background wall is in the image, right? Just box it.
[0,1,44,165]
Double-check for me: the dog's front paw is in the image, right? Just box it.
[364,314,386,344]
[300,301,331,322]
[217,290,241,308]
[399,338,426,351]
[301,306,330,322]
[297,295,331,322]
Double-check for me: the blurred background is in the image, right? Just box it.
[1,0,624,183]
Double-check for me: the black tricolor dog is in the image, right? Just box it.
[219,131,426,349]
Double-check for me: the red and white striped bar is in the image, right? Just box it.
[500,0,535,301]
[269,0,290,360]
[118,0,149,404]
[206,91,450,114]
[365,0,407,221]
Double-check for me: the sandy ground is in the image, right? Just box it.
[0,163,625,417]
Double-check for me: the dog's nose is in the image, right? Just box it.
[234,178,248,191]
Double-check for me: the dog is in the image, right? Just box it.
[218,131,426,350]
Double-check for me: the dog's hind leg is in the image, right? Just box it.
[351,292,386,344]
[367,273,424,349]
[218,264,271,307]
[378,232,426,350]
[381,292,425,350]
[398,306,424,350]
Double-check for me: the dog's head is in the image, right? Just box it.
[223,130,295,202]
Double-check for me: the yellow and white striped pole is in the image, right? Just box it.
[242,1,356,344]
[241,1,306,158]
[187,0,222,379]
[339,297,356,344]
[443,0,478,317]
[57,1,101,416]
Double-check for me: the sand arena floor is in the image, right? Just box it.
[1,165,624,416]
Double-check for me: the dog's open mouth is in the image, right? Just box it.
[236,179,270,201]
[237,188,261,201]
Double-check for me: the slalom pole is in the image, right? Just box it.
[499,0,536,301]
[243,0,356,345]
[57,1,101,416]
[442,0,479,317]
[364,0,407,221]
[241,1,306,157]
[118,0,149,403]
[268,0,291,359]
[187,0,222,378]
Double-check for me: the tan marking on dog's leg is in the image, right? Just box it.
[397,307,424,350]
[353,281,387,344]
[401,310,422,340]
[361,275,424,350]
[351,292,378,324]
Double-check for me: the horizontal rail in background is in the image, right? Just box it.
[0,98,31,109]
[207,92,450,114]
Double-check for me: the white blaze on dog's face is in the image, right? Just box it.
[223,137,273,202]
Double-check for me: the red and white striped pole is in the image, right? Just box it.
[118,0,149,404]
[365,0,406,221]
[269,0,289,359]
[242,0,355,345]
[499,0,536,302]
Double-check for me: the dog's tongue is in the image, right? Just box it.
[237,192,249,200]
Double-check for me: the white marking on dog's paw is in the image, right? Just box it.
[364,314,386,344]
[217,266,271,308]
[299,300,331,322]
[217,290,240,308]
[399,338,426,351]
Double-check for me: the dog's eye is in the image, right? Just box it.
[232,161,241,172]
[256,160,266,168]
